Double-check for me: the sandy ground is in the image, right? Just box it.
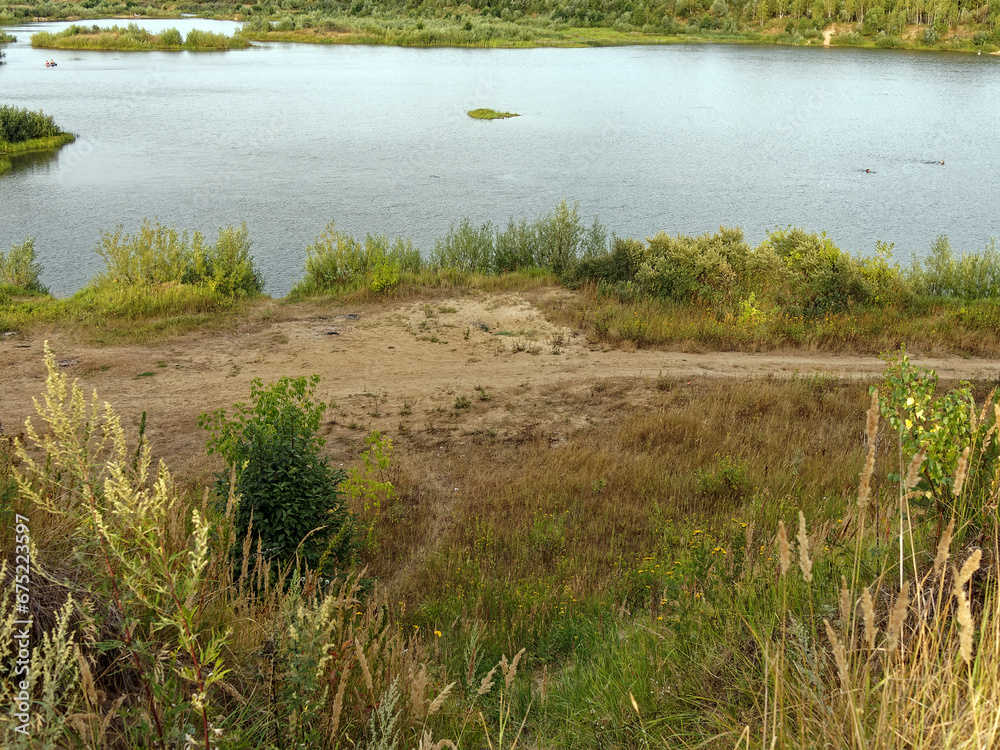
[3,289,998,479]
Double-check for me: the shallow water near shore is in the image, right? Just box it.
[1,18,999,296]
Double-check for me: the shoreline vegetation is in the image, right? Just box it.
[2,0,999,53]
[30,23,249,50]
[4,202,1000,355]
[468,107,520,119]
[0,105,74,176]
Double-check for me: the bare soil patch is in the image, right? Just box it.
[3,289,997,482]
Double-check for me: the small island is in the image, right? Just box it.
[467,108,520,120]
[0,105,75,176]
[30,23,248,51]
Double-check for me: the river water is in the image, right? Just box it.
[1,19,998,296]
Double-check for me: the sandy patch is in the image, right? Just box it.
[2,290,997,478]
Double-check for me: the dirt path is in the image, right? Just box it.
[3,290,997,477]
[823,29,834,46]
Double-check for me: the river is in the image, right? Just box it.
[1,19,998,296]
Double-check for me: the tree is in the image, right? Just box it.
[199,375,356,576]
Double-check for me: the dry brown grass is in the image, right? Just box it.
[362,375,872,627]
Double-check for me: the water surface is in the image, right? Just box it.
[2,20,998,296]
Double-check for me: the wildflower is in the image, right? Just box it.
[434,630,442,638]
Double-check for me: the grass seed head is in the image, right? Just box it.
[859,390,879,507]
[886,580,910,656]
[861,586,877,650]
[958,548,982,588]
[777,520,791,576]
[824,618,849,687]
[933,517,955,577]
[796,511,813,583]
[953,446,970,498]
[953,574,976,665]
[904,446,928,492]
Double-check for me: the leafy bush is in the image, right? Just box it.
[0,105,62,144]
[292,222,420,295]
[0,237,48,294]
[430,200,607,277]
[95,218,264,297]
[694,454,752,502]
[159,26,182,46]
[764,226,869,313]
[199,375,357,576]
[189,223,265,297]
[632,226,752,303]
[910,236,1000,299]
[876,348,998,541]
[563,236,640,287]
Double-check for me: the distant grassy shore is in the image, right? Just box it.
[30,23,249,51]
[2,0,997,54]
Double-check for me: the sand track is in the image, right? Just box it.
[3,290,997,478]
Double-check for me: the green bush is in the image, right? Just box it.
[0,237,49,294]
[199,375,357,576]
[764,226,869,313]
[159,26,182,46]
[188,223,265,297]
[95,218,264,297]
[292,222,420,295]
[431,218,496,273]
[0,105,62,144]
[694,454,752,503]
[632,226,752,303]
[910,236,1000,299]
[563,236,640,287]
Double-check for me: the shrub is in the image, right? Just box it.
[199,374,357,576]
[0,237,48,294]
[188,222,265,297]
[0,105,62,144]
[633,226,752,303]
[431,218,496,273]
[95,218,264,297]
[159,26,182,46]
[694,454,752,503]
[292,222,420,295]
[910,236,1000,299]
[563,236,640,287]
[764,226,868,313]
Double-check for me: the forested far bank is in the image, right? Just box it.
[1,0,999,52]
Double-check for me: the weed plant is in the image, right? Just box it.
[0,237,47,294]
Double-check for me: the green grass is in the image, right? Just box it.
[0,132,75,156]
[0,282,253,343]
[468,108,520,120]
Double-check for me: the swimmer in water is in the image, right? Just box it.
[866,169,871,173]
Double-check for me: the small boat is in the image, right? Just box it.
[45,60,57,67]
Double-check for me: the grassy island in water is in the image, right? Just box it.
[30,23,249,51]
[468,108,520,119]
[0,105,74,176]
